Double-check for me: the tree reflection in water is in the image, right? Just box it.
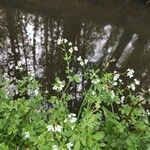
[0,1,150,111]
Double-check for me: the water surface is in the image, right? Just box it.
[0,0,150,99]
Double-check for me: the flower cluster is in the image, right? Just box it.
[57,38,68,45]
[64,113,77,123]
[68,46,78,54]
[77,56,88,66]
[91,78,100,85]
[127,78,140,91]
[57,38,78,53]
[53,79,65,92]
[47,124,63,133]
[113,73,120,81]
[27,88,39,97]
[52,142,73,150]
[127,84,134,91]
[112,71,122,86]
[0,38,149,150]
[127,68,135,78]
[68,113,77,123]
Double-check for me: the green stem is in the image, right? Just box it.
[61,81,71,101]
[77,85,93,122]
[125,99,145,122]
[61,47,72,100]
[111,104,115,114]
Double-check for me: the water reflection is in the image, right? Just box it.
[0,1,150,100]
[116,33,139,68]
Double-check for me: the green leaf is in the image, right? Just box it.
[73,74,81,83]
[93,132,105,141]
[74,140,80,150]
[0,143,9,150]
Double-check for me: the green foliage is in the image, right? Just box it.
[0,39,150,149]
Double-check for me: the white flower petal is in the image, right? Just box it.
[47,125,54,132]
[66,142,73,150]
[52,145,58,150]
[24,131,30,139]
[74,46,78,51]
[68,42,72,46]
[70,117,77,123]
[55,125,63,132]
[134,79,140,85]
[77,56,82,61]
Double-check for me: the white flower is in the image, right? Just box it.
[47,125,54,132]
[80,61,84,66]
[73,46,78,51]
[127,69,135,78]
[108,48,112,53]
[34,89,39,96]
[119,79,123,83]
[66,142,73,150]
[47,124,63,132]
[68,113,77,123]
[112,82,118,86]
[45,90,48,94]
[111,91,115,99]
[57,38,63,45]
[134,79,140,85]
[121,96,125,103]
[91,79,100,85]
[64,118,67,123]
[69,48,73,53]
[52,145,58,150]
[114,71,117,74]
[77,56,82,62]
[131,83,136,91]
[64,39,68,43]
[84,59,88,64]
[113,74,120,81]
[68,42,72,46]
[146,110,150,116]
[95,102,100,109]
[15,66,19,70]
[68,113,76,118]
[53,80,65,92]
[24,131,30,139]
[15,49,19,53]
[53,85,58,91]
[55,125,63,132]
[77,84,82,91]
[128,83,136,91]
[70,117,77,123]
[77,57,88,66]
[92,91,96,96]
